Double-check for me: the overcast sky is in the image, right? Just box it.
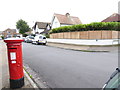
[0,0,119,31]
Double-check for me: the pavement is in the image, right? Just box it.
[0,40,38,90]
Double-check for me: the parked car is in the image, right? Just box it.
[25,36,34,43]
[22,37,26,41]
[102,68,120,90]
[32,35,47,45]
[0,37,2,40]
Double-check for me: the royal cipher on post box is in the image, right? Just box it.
[4,38,24,89]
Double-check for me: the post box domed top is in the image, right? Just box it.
[4,38,24,43]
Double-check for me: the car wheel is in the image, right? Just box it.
[43,43,46,45]
[36,41,38,45]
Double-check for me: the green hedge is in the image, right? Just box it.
[50,22,120,33]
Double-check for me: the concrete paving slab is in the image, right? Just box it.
[0,40,9,90]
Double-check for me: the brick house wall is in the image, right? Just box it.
[2,28,17,38]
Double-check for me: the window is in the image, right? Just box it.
[105,72,120,89]
[7,31,11,34]
[29,36,34,39]
[39,36,42,39]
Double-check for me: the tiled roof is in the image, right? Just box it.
[4,28,16,33]
[101,13,120,22]
[54,13,82,25]
[34,22,50,29]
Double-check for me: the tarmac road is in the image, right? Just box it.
[22,42,118,88]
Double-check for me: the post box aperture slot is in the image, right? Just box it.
[9,48,17,49]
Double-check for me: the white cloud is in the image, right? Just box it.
[0,0,119,31]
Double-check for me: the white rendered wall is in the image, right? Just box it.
[61,24,72,27]
[47,39,119,45]
[51,17,60,29]
[36,25,44,33]
[38,29,44,33]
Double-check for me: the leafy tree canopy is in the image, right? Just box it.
[16,19,30,34]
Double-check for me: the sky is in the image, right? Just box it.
[0,0,119,31]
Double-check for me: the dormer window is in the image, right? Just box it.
[7,31,10,34]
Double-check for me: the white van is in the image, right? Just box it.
[32,35,47,45]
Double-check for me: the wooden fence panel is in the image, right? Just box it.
[75,32,80,39]
[63,32,70,39]
[50,34,53,38]
[102,31,112,39]
[58,33,63,39]
[70,32,79,39]
[79,31,89,39]
[119,31,120,39]
[70,32,74,39]
[112,31,118,39]
[52,33,58,39]
[89,31,102,39]
[50,31,119,39]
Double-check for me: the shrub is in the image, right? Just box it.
[45,34,50,38]
[23,33,28,37]
[50,22,120,33]
[1,36,4,39]
[31,34,36,37]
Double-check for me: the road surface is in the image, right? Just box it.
[22,43,118,88]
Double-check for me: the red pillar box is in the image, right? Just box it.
[4,38,24,89]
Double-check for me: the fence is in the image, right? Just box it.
[50,31,119,39]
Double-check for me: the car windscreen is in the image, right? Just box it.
[29,36,34,39]
[105,72,120,89]
[39,36,42,39]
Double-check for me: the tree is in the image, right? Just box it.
[16,19,30,34]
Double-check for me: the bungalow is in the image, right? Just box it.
[101,13,120,22]
[51,13,82,29]
[32,22,51,34]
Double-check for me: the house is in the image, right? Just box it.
[101,13,120,22]
[2,28,22,38]
[40,23,51,34]
[32,22,51,34]
[0,31,3,37]
[2,28,17,38]
[51,13,82,29]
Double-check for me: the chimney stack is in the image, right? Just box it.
[66,13,70,18]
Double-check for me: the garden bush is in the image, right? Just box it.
[51,22,120,33]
